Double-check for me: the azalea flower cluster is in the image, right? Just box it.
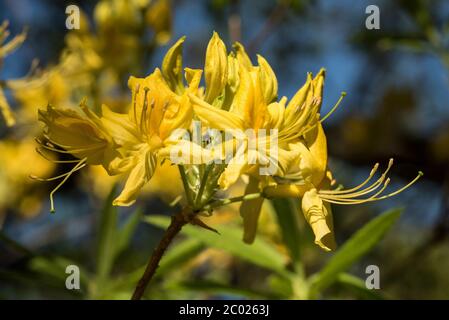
[37,33,422,251]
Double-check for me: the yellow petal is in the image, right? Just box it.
[285,73,312,125]
[301,188,336,251]
[204,32,228,103]
[240,176,264,244]
[190,93,245,130]
[247,68,268,130]
[113,147,156,206]
[218,143,249,189]
[304,122,328,186]
[233,41,253,70]
[100,104,140,147]
[159,94,193,141]
[257,54,278,104]
[161,36,185,94]
[38,104,112,165]
[159,139,219,165]
[219,53,240,111]
[266,101,285,130]
[263,183,308,198]
[229,63,253,120]
[226,53,240,94]
[184,68,203,93]
[312,68,326,111]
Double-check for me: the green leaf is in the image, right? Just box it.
[178,280,280,299]
[335,273,384,300]
[28,256,90,288]
[269,198,301,263]
[267,274,293,299]
[96,185,118,284]
[144,215,291,278]
[106,238,204,293]
[157,238,205,276]
[115,208,142,257]
[309,208,402,294]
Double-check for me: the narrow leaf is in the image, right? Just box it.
[107,238,204,291]
[179,280,280,299]
[309,208,402,294]
[96,185,118,284]
[336,273,384,300]
[144,215,291,278]
[269,198,301,263]
[115,208,142,257]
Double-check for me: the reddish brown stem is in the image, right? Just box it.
[131,209,191,300]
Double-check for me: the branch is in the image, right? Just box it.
[131,209,193,300]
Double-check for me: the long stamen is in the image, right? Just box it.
[140,87,150,133]
[30,158,87,213]
[36,138,102,154]
[321,174,386,200]
[321,177,390,204]
[133,84,140,126]
[319,160,393,200]
[48,159,86,213]
[283,92,346,142]
[372,171,423,200]
[36,139,74,154]
[321,159,393,195]
[283,100,321,141]
[146,98,155,135]
[42,134,99,153]
[319,92,346,123]
[29,162,86,181]
[317,157,423,205]
[36,148,81,163]
[158,101,170,128]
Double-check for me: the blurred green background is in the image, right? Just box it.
[0,0,448,299]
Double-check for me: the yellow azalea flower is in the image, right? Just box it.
[36,101,122,212]
[102,67,196,206]
[189,41,328,243]
[189,48,284,190]
[34,35,210,211]
[264,122,422,251]
[262,68,420,251]
[38,102,118,166]
[190,43,326,190]
[190,40,420,250]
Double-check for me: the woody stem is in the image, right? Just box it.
[131,209,191,300]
